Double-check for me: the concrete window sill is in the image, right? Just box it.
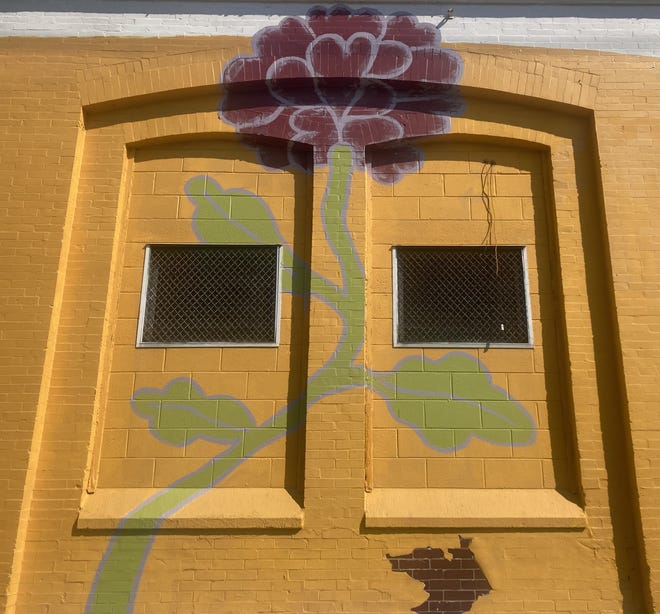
[364,489,585,529]
[77,488,303,530]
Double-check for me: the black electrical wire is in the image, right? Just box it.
[480,160,499,275]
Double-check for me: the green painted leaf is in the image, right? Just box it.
[184,177,314,296]
[370,353,536,452]
[131,378,257,446]
[185,177,285,246]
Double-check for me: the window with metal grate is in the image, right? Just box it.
[393,246,532,347]
[137,245,281,346]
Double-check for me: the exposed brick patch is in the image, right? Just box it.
[387,537,491,614]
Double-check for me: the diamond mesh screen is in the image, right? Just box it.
[140,245,279,345]
[395,246,530,345]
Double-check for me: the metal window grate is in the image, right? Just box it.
[395,246,531,346]
[139,245,280,345]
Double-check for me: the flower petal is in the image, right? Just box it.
[290,107,339,145]
[367,40,412,79]
[370,144,423,183]
[316,77,363,108]
[400,48,463,85]
[346,81,396,115]
[220,89,284,130]
[342,114,403,147]
[222,56,269,84]
[308,34,373,78]
[267,57,323,106]
[254,16,314,59]
[218,7,465,184]
[248,107,297,140]
[307,7,384,39]
[387,105,452,139]
[267,56,313,81]
[382,14,439,48]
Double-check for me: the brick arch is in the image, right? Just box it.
[79,45,598,124]
[80,49,237,110]
[458,48,599,109]
[79,45,599,191]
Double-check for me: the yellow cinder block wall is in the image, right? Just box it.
[367,143,571,492]
[0,34,658,614]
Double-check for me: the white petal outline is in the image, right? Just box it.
[307,5,386,42]
[265,56,317,106]
[251,15,314,59]
[306,31,413,82]
[302,37,348,136]
[306,32,375,78]
[264,53,343,138]
[220,54,259,84]
[371,12,387,41]
[339,113,404,144]
[219,55,286,129]
[403,47,464,84]
[343,79,397,118]
[289,107,339,145]
[219,96,285,131]
[365,39,413,79]
[311,88,343,139]
[383,13,442,49]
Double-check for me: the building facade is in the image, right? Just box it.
[1,1,659,612]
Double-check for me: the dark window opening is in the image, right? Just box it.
[394,246,531,346]
[138,244,280,346]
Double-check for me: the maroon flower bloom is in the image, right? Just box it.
[219,4,464,182]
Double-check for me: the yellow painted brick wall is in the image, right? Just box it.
[0,35,658,614]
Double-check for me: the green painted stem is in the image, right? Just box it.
[309,145,366,392]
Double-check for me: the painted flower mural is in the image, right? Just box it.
[86,7,536,613]
[219,4,465,182]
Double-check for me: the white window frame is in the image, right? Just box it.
[392,245,534,349]
[136,244,282,348]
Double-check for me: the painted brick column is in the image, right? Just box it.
[302,146,367,532]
